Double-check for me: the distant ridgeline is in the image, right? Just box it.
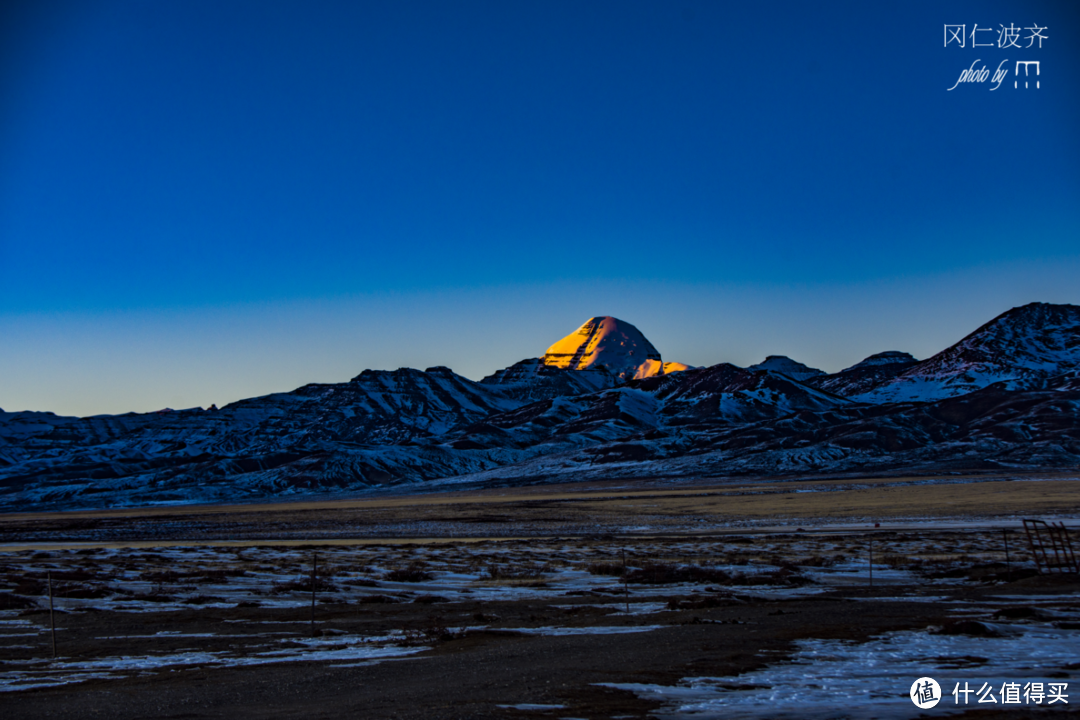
[2,303,1079,512]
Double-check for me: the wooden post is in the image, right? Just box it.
[869,538,873,589]
[311,552,317,637]
[48,571,57,659]
[621,548,629,614]
[1003,530,1011,576]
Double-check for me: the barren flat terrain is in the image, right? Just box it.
[2,474,1079,718]
[2,472,1079,547]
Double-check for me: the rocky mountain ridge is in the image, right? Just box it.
[805,351,919,397]
[850,302,1080,403]
[1,303,1077,512]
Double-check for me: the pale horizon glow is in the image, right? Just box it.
[3,259,1079,417]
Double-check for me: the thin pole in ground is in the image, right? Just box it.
[621,548,629,614]
[48,570,57,658]
[311,552,318,637]
[869,538,874,589]
[1003,529,1011,577]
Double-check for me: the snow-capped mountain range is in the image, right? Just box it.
[1,303,1078,512]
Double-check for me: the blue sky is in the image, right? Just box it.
[2,0,1078,416]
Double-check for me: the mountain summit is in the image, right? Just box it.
[542,316,663,380]
[747,355,825,381]
[805,351,918,397]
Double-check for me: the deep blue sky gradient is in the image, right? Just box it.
[2,0,1078,415]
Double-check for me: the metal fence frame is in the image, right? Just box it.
[1023,519,1079,574]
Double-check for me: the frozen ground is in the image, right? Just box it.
[0,524,1075,720]
[1,530,995,617]
[605,606,1080,719]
